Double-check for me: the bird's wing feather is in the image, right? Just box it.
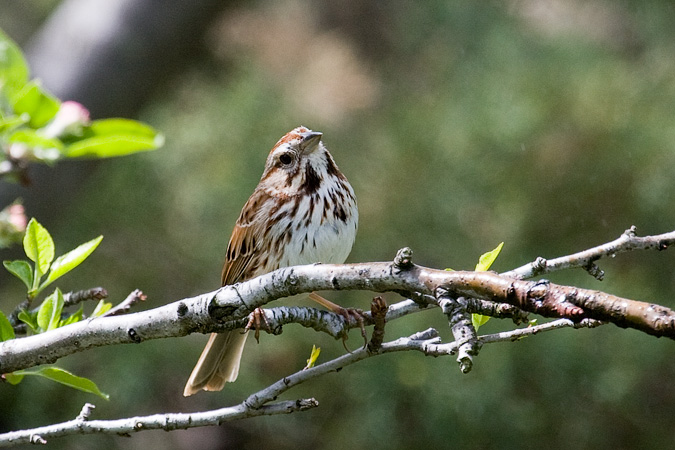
[221,189,271,285]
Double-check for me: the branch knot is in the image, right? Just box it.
[76,403,96,421]
[393,247,413,270]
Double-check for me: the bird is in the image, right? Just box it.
[184,126,358,396]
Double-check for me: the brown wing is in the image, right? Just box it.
[221,189,270,286]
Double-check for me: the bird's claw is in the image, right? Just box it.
[338,307,368,351]
[244,307,271,343]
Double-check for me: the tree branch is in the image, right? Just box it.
[0,397,318,447]
[504,226,675,279]
[101,289,145,317]
[63,287,109,309]
[2,229,675,374]
[0,318,593,446]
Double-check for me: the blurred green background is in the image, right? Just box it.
[2,0,675,449]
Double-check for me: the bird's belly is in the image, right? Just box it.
[277,214,357,267]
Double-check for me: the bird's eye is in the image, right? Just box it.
[279,153,293,165]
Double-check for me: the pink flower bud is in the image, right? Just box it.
[42,101,91,138]
[7,203,27,232]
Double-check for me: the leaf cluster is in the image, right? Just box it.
[4,218,102,300]
[0,218,109,399]
[0,29,164,249]
[0,28,165,400]
[0,28,163,171]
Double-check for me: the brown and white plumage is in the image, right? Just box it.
[183,127,357,396]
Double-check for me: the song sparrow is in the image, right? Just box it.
[184,126,358,396]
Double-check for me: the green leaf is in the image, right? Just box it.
[3,259,33,289]
[17,309,38,332]
[3,372,24,385]
[23,218,55,281]
[12,367,109,400]
[88,118,158,138]
[8,129,63,163]
[9,129,63,151]
[65,118,164,158]
[37,288,64,331]
[471,243,505,331]
[0,29,29,99]
[475,242,504,272]
[10,80,60,128]
[61,304,84,326]
[91,299,112,317]
[0,114,28,134]
[0,310,15,341]
[471,313,491,332]
[42,235,103,290]
[304,345,321,370]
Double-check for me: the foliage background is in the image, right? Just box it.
[2,1,675,448]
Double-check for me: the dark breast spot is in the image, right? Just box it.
[307,194,316,218]
[335,205,347,222]
[303,165,321,193]
[290,197,301,217]
[324,152,342,178]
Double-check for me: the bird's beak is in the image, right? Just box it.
[299,130,323,154]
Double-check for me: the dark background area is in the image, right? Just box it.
[1,1,675,448]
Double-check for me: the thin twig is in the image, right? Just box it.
[0,398,318,447]
[436,291,478,373]
[367,296,387,352]
[102,290,146,317]
[10,287,109,332]
[64,288,108,308]
[504,227,675,279]
[246,318,596,409]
